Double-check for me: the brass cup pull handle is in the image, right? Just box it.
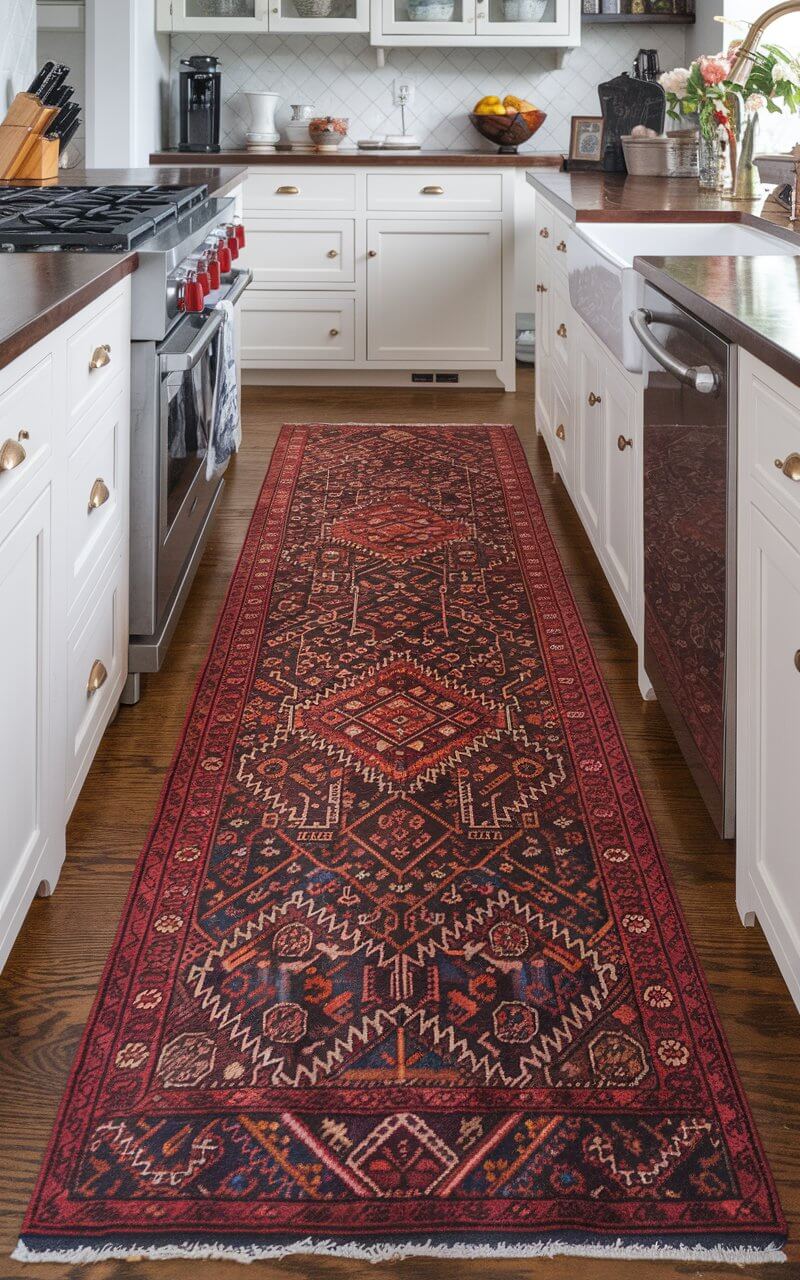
[775,452,800,482]
[88,477,110,513]
[329,328,339,337]
[421,185,444,195]
[367,249,377,258]
[556,322,567,338]
[327,249,339,258]
[555,423,566,441]
[539,227,549,238]
[89,343,111,371]
[588,392,601,406]
[536,283,548,293]
[0,432,27,472]
[276,185,299,194]
[617,435,633,452]
[556,239,567,253]
[87,658,108,697]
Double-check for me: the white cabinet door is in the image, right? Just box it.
[157,0,270,30]
[377,0,476,37]
[241,219,356,287]
[476,0,577,41]
[0,487,54,969]
[738,504,800,1010]
[601,357,638,627]
[367,220,501,362]
[575,324,603,544]
[534,256,552,437]
[271,0,369,30]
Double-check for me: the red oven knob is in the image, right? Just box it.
[182,273,205,313]
[195,260,211,296]
[226,230,240,261]
[217,241,232,273]
[234,221,246,249]
[207,250,221,290]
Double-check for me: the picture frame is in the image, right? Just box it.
[568,115,605,170]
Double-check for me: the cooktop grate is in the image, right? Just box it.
[0,184,208,250]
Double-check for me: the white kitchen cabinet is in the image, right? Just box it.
[534,256,552,441]
[240,166,516,389]
[157,0,368,32]
[737,350,800,1012]
[0,488,57,971]
[370,0,578,47]
[601,355,638,629]
[574,326,603,546]
[366,220,501,362]
[0,278,132,971]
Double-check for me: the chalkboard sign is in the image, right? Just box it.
[598,73,666,173]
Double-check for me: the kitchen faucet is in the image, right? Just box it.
[727,1,800,85]
[725,2,800,200]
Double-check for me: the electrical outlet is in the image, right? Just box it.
[393,78,415,108]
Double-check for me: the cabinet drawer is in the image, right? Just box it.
[748,360,800,530]
[66,290,129,433]
[240,218,355,286]
[245,171,356,212]
[0,353,54,517]
[535,196,555,254]
[242,293,355,362]
[66,542,127,813]
[366,172,502,213]
[66,386,127,617]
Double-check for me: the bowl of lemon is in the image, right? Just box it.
[469,95,546,154]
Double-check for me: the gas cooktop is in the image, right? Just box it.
[0,183,208,251]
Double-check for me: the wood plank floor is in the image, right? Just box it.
[1,370,798,1280]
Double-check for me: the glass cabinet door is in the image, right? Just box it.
[476,0,574,38]
[380,0,476,37]
[270,0,369,33]
[161,0,270,31]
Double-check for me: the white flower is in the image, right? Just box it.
[772,60,793,84]
[745,92,766,112]
[659,67,691,99]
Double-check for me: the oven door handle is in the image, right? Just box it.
[220,266,253,306]
[160,308,225,374]
[630,308,719,396]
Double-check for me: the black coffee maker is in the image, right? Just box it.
[178,55,222,153]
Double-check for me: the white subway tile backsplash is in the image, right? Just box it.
[170,24,686,154]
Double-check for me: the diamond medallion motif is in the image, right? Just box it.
[331,497,468,562]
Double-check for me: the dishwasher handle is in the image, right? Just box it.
[630,308,720,396]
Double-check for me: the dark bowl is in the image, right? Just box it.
[468,108,547,154]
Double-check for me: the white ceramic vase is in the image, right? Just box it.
[246,92,281,147]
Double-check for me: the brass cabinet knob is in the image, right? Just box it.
[329,328,339,337]
[86,658,108,697]
[588,391,601,406]
[421,185,444,195]
[368,249,377,258]
[556,322,567,338]
[0,437,26,472]
[775,452,800,482]
[88,477,110,513]
[276,185,299,194]
[89,343,111,371]
[795,650,800,673]
[536,283,548,293]
[556,239,567,253]
[555,423,566,441]
[327,249,339,258]
[617,435,633,452]
[539,227,549,238]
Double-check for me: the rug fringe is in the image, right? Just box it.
[12,1237,787,1266]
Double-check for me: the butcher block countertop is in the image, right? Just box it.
[151,149,563,168]
[529,169,800,386]
[0,254,137,373]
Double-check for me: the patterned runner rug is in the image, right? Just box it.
[17,424,784,1265]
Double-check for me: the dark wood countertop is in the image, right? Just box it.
[636,255,800,389]
[0,164,249,199]
[151,149,563,169]
[0,254,137,372]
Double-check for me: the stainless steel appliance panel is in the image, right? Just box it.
[634,285,736,837]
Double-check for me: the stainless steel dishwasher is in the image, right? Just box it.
[631,287,736,838]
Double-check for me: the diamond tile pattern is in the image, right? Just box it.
[0,0,35,111]
[170,24,687,153]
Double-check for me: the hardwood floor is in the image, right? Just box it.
[1,369,798,1280]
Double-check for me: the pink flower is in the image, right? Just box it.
[698,55,730,86]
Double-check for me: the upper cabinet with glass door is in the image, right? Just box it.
[157,0,369,34]
[371,0,578,44]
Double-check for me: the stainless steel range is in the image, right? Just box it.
[0,183,252,704]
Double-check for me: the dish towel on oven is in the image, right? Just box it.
[206,298,240,480]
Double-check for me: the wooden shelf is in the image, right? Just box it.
[583,12,695,22]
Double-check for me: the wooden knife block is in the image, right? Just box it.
[0,93,60,183]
